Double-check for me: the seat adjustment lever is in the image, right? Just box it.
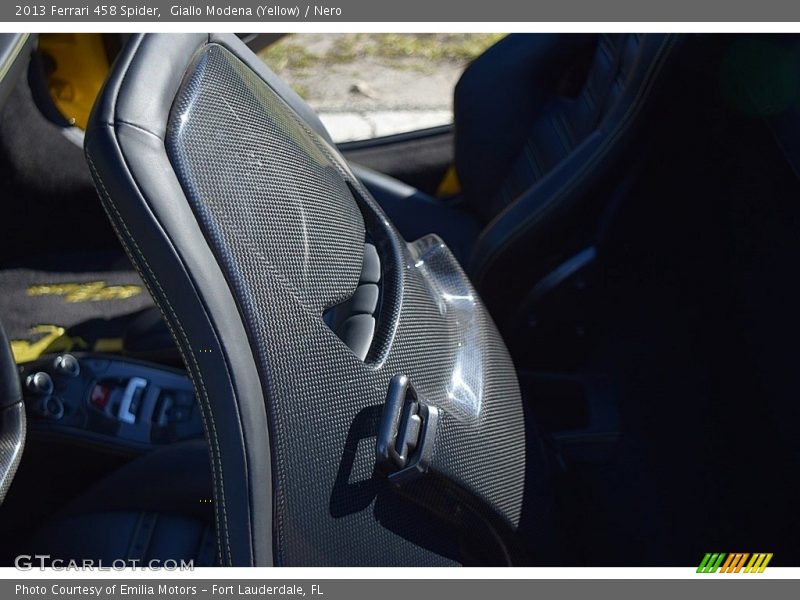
[376,374,438,484]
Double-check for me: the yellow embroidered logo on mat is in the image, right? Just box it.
[27,281,142,303]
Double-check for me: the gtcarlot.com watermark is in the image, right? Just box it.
[14,554,194,571]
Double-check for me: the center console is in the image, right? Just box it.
[19,353,203,451]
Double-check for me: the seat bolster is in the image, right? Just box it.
[469,133,606,318]
[27,441,217,566]
[29,512,218,567]
[454,34,596,217]
[469,34,683,323]
[85,33,275,567]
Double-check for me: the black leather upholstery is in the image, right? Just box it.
[0,320,21,411]
[30,512,216,566]
[367,34,682,325]
[0,318,25,506]
[454,34,596,221]
[123,306,183,364]
[466,34,681,318]
[84,33,273,566]
[28,441,217,566]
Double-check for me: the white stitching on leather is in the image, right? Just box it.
[86,153,234,565]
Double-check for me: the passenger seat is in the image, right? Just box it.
[360,34,682,326]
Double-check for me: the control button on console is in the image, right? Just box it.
[90,384,112,410]
[25,371,54,396]
[117,377,148,425]
[45,396,64,420]
[53,354,80,377]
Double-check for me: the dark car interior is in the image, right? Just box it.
[0,32,799,566]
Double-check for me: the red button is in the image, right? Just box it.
[90,384,111,409]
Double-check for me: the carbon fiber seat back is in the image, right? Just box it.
[85,34,539,566]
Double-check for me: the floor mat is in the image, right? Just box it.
[0,268,154,362]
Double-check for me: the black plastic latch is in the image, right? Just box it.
[376,374,439,484]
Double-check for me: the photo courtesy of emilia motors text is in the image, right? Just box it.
[0,0,798,597]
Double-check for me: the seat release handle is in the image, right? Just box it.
[376,374,438,485]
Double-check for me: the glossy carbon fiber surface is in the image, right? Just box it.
[0,403,25,505]
[165,44,528,566]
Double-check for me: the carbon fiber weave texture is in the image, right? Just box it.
[0,404,25,505]
[166,44,529,566]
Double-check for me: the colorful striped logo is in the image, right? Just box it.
[697,553,773,573]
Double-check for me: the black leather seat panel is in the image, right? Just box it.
[364,35,681,328]
[453,34,597,221]
[468,34,681,319]
[30,512,217,567]
[85,33,274,566]
[488,34,648,213]
[28,441,217,567]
